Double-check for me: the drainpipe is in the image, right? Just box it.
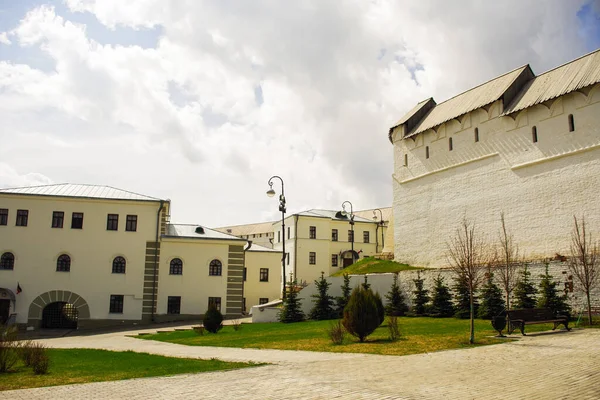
[293,214,299,282]
[151,200,165,323]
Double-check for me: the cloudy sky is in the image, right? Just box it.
[1,1,599,227]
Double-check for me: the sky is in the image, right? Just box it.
[1,0,599,227]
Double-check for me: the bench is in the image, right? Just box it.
[506,308,570,335]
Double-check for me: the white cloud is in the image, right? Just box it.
[0,32,11,45]
[0,0,593,226]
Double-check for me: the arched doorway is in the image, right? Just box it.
[42,302,79,329]
[341,250,359,268]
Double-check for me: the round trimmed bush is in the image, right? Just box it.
[203,304,224,334]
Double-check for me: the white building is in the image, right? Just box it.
[0,184,281,329]
[390,49,600,267]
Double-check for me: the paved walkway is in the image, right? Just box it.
[2,327,599,399]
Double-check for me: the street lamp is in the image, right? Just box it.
[267,176,287,300]
[341,201,355,264]
[373,208,385,253]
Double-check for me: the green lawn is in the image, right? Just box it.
[0,349,260,391]
[331,257,420,276]
[138,317,566,356]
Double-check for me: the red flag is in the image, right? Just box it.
[16,282,22,294]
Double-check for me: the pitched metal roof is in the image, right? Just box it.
[353,207,392,222]
[503,48,600,115]
[403,65,529,138]
[0,183,162,202]
[295,209,376,223]
[247,243,281,253]
[214,221,276,236]
[164,224,246,241]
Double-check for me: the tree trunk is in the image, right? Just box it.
[587,291,593,325]
[469,289,475,344]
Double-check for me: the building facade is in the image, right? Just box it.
[0,184,281,330]
[390,49,600,267]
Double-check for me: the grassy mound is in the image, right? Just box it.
[331,257,419,277]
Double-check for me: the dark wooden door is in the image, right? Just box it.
[0,299,9,325]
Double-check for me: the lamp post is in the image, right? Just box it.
[267,176,287,300]
[341,201,355,264]
[373,208,385,253]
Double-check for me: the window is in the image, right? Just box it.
[71,212,84,229]
[109,295,124,313]
[348,230,354,243]
[363,231,370,243]
[309,252,316,265]
[532,126,538,143]
[208,297,222,312]
[0,252,14,270]
[404,154,408,167]
[52,211,64,228]
[425,146,429,159]
[107,214,119,231]
[209,259,222,276]
[332,229,338,242]
[287,226,290,239]
[167,296,181,314]
[170,258,183,275]
[243,267,247,281]
[0,209,7,226]
[16,210,28,227]
[449,137,453,151]
[126,215,138,232]
[331,254,338,267]
[287,252,290,265]
[112,256,126,274]
[56,254,71,272]
[309,226,316,239]
[278,231,281,243]
[474,127,479,142]
[568,114,575,132]
[260,268,269,282]
[259,298,269,305]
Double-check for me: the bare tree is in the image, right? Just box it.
[497,212,519,309]
[569,216,600,325]
[447,218,493,344]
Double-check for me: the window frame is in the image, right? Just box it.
[309,252,316,265]
[106,214,119,231]
[71,212,84,229]
[169,258,183,275]
[56,254,71,272]
[209,259,222,276]
[259,298,269,305]
[0,252,14,270]
[112,256,126,274]
[167,296,181,314]
[16,209,28,227]
[348,230,354,243]
[363,231,370,243]
[331,254,338,267]
[332,229,338,242]
[309,226,316,239]
[126,215,138,232]
[52,211,64,228]
[208,297,222,312]
[109,294,124,314]
[0,209,7,226]
[259,268,269,282]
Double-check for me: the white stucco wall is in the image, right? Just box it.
[392,85,600,267]
[244,249,282,310]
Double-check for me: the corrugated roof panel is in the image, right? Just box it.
[165,224,245,241]
[404,66,529,138]
[503,49,600,115]
[0,183,162,201]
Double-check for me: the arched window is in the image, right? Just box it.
[209,259,222,276]
[474,128,479,142]
[112,256,126,274]
[170,258,183,275]
[532,126,538,143]
[449,137,453,151]
[568,114,575,132]
[425,146,430,159]
[0,252,14,270]
[56,254,71,272]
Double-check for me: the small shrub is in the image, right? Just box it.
[203,304,224,334]
[327,320,345,345]
[193,326,205,336]
[342,287,383,342]
[231,320,242,331]
[0,327,20,373]
[20,341,47,367]
[387,316,400,342]
[30,346,50,375]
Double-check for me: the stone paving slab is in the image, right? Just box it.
[2,329,599,399]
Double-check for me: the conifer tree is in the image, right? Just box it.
[412,271,430,316]
[453,273,479,319]
[361,275,371,290]
[309,272,336,320]
[537,264,571,316]
[477,271,505,319]
[514,264,537,309]
[430,274,454,317]
[342,287,383,342]
[385,273,409,316]
[336,273,351,317]
[279,278,305,323]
